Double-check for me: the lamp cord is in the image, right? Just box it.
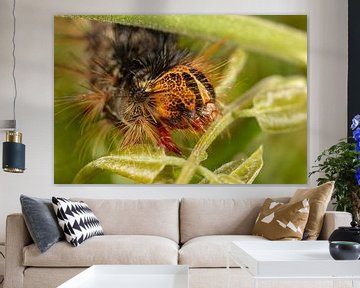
[11,0,17,129]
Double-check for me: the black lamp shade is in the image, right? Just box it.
[3,141,25,173]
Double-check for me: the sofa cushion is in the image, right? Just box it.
[179,235,267,268]
[52,197,104,247]
[20,195,64,253]
[23,235,178,267]
[72,199,179,243]
[180,198,289,243]
[290,181,334,240]
[252,198,310,240]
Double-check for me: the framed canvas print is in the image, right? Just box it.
[54,15,307,184]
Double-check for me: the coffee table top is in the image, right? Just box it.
[58,265,189,288]
[231,240,360,278]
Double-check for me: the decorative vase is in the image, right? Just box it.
[328,221,360,244]
[329,241,360,260]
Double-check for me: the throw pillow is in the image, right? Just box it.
[20,195,64,253]
[289,181,334,240]
[252,198,310,240]
[52,197,104,247]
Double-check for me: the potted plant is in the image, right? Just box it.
[310,115,360,222]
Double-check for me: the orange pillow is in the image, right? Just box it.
[252,198,310,240]
[289,181,334,240]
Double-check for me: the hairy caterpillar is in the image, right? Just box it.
[55,16,308,185]
[56,19,220,156]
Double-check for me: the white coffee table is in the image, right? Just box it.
[58,265,189,288]
[228,241,360,288]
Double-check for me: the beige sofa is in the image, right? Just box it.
[4,198,352,288]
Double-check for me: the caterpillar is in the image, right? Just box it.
[56,19,220,156]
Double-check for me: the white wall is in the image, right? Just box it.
[0,0,348,242]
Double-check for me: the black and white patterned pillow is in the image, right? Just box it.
[52,197,104,247]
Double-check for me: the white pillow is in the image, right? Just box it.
[52,197,103,246]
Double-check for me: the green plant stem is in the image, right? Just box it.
[176,113,234,184]
[164,156,221,183]
[226,76,283,112]
[73,15,307,66]
[233,108,256,118]
[175,77,279,184]
[175,111,254,184]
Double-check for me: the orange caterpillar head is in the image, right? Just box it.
[148,63,218,129]
[118,57,219,154]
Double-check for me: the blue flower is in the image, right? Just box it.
[357,142,360,152]
[356,168,360,186]
[351,115,360,130]
[353,128,360,142]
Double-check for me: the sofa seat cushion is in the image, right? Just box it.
[180,198,288,243]
[23,235,178,267]
[72,199,180,243]
[179,235,267,268]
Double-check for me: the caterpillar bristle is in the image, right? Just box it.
[75,119,116,163]
[56,18,224,157]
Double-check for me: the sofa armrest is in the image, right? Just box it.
[4,213,32,288]
[318,211,352,240]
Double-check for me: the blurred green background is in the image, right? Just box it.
[54,15,307,184]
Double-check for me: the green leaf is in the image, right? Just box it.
[230,146,264,183]
[213,159,245,175]
[69,15,307,66]
[238,76,307,133]
[73,145,225,184]
[309,138,360,216]
[199,162,244,183]
[201,146,263,184]
[73,145,166,184]
[210,174,243,184]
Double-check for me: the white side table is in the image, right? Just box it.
[228,240,360,288]
[58,265,189,288]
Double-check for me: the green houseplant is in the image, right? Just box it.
[310,115,360,222]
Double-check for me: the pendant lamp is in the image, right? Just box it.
[1,0,25,173]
